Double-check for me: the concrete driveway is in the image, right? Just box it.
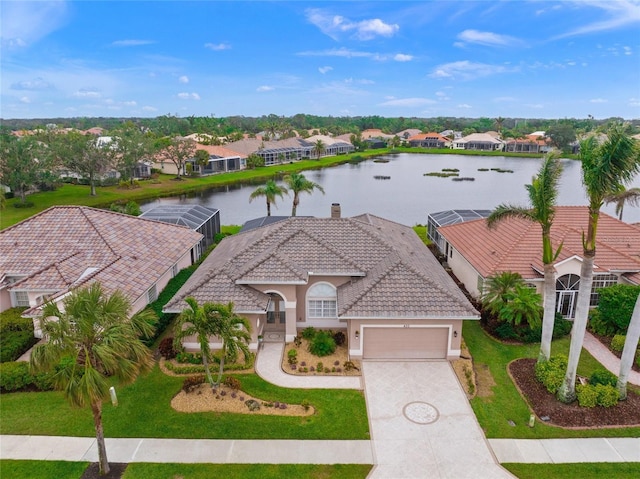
[363,361,515,479]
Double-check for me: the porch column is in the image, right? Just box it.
[284,301,297,342]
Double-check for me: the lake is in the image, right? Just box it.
[140,153,640,226]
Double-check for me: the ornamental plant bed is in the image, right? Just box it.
[283,338,361,376]
[509,358,640,428]
[171,382,315,416]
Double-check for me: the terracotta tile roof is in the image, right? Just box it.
[194,143,247,158]
[438,206,640,282]
[164,215,479,318]
[1,206,202,309]
[407,132,450,142]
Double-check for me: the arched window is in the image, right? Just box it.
[307,283,337,319]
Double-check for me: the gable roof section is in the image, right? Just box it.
[165,214,479,319]
[438,206,640,280]
[0,206,203,307]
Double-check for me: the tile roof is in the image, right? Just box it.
[438,206,640,282]
[194,143,247,158]
[164,215,479,318]
[0,206,203,310]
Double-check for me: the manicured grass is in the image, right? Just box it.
[0,367,369,440]
[0,460,89,479]
[123,463,372,479]
[465,320,640,438]
[503,462,640,479]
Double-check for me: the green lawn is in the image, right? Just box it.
[0,460,89,479]
[503,463,640,479]
[465,320,640,438]
[0,367,369,440]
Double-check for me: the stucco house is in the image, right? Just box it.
[164,206,479,360]
[434,206,640,319]
[407,132,451,148]
[0,206,203,337]
[453,133,505,151]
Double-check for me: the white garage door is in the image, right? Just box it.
[363,327,448,359]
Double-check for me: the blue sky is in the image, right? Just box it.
[2,1,639,120]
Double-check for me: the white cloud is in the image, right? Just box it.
[257,86,274,92]
[624,46,632,55]
[553,1,640,39]
[1,0,68,49]
[456,29,525,48]
[20,96,30,104]
[590,98,608,103]
[179,75,189,84]
[204,42,231,51]
[111,39,154,47]
[177,92,200,100]
[457,104,472,109]
[72,89,101,98]
[298,48,374,59]
[429,61,514,80]
[319,66,333,74]
[142,106,158,112]
[11,77,52,90]
[629,98,640,107]
[394,53,413,62]
[305,8,399,41]
[378,97,437,107]
[123,101,137,106]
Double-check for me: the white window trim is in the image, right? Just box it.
[306,282,338,320]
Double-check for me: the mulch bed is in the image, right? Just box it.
[509,358,640,428]
[80,463,128,479]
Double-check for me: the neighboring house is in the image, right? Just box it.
[164,207,479,360]
[427,209,492,253]
[396,129,422,139]
[186,144,247,175]
[363,138,388,149]
[140,205,220,250]
[434,206,640,319]
[453,133,504,151]
[504,134,552,154]
[0,206,203,337]
[407,132,451,148]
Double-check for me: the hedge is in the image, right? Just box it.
[0,308,37,363]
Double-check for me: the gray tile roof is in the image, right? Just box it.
[164,214,479,319]
[1,206,202,310]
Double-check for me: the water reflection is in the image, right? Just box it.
[141,154,640,226]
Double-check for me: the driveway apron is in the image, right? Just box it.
[363,361,515,479]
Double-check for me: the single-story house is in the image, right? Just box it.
[163,206,479,360]
[453,133,504,151]
[408,132,451,148]
[186,144,247,175]
[0,206,203,337]
[140,205,220,250]
[434,206,640,318]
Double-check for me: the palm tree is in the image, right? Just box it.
[558,125,640,403]
[487,156,564,363]
[283,172,325,216]
[494,117,505,135]
[30,283,156,475]
[604,186,640,221]
[312,139,326,160]
[481,271,524,317]
[499,284,543,330]
[207,302,251,387]
[617,292,640,400]
[173,297,220,387]
[248,180,288,216]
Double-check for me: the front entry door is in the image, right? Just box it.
[266,295,286,331]
[556,291,577,319]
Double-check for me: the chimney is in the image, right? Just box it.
[331,203,341,218]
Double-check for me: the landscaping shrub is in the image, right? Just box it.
[611,334,626,352]
[0,362,32,391]
[302,327,317,340]
[308,331,336,357]
[552,314,572,339]
[596,284,640,334]
[0,308,37,363]
[588,309,616,336]
[534,355,567,394]
[223,376,242,390]
[589,369,617,387]
[158,337,178,360]
[332,331,346,346]
[494,322,519,340]
[287,349,298,365]
[595,384,619,407]
[576,384,598,407]
[182,375,206,392]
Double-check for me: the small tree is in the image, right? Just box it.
[0,134,47,205]
[249,180,288,216]
[481,272,524,317]
[157,137,197,179]
[30,283,156,475]
[312,139,326,160]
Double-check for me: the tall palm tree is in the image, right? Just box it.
[248,180,288,216]
[207,302,251,387]
[617,292,640,400]
[558,125,640,403]
[312,139,326,160]
[494,117,505,135]
[487,156,564,363]
[283,172,325,216]
[173,297,220,387]
[30,283,156,475]
[604,186,640,221]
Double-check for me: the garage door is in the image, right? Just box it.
[363,327,448,359]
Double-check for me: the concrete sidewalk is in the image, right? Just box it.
[490,438,640,463]
[0,435,373,464]
[583,332,640,386]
